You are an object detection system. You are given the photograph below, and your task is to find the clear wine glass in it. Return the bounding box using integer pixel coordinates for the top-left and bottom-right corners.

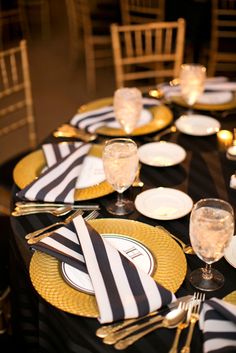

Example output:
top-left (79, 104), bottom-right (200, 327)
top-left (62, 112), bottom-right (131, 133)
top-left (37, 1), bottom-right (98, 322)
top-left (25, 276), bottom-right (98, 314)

top-left (113, 87), bottom-right (143, 134)
top-left (179, 64), bottom-right (206, 114)
top-left (189, 198), bottom-right (234, 291)
top-left (102, 138), bottom-right (139, 215)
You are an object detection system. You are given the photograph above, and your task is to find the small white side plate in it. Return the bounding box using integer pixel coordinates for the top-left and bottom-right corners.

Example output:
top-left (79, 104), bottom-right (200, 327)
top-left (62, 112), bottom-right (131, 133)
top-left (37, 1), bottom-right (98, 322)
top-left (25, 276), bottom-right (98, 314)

top-left (61, 234), bottom-right (154, 294)
top-left (175, 115), bottom-right (221, 136)
top-left (135, 187), bottom-right (193, 220)
top-left (138, 141), bottom-right (186, 167)
top-left (224, 236), bottom-right (236, 268)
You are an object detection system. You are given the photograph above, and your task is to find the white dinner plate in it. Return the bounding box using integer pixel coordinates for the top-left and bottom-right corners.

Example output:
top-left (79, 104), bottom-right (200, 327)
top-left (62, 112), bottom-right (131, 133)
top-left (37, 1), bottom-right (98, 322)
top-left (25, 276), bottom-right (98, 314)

top-left (138, 141), bottom-right (186, 167)
top-left (224, 236), bottom-right (236, 268)
top-left (197, 91), bottom-right (233, 105)
top-left (175, 115), bottom-right (221, 136)
top-left (135, 187), bottom-right (193, 220)
top-left (61, 234), bottom-right (155, 294)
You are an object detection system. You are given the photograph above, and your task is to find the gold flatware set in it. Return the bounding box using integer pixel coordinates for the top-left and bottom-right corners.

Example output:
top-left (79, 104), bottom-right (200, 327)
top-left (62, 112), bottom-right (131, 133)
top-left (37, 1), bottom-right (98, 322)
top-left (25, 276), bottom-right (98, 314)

top-left (53, 124), bottom-right (97, 142)
top-left (12, 201), bottom-right (100, 217)
top-left (97, 292), bottom-right (205, 350)
top-left (25, 209), bottom-right (100, 244)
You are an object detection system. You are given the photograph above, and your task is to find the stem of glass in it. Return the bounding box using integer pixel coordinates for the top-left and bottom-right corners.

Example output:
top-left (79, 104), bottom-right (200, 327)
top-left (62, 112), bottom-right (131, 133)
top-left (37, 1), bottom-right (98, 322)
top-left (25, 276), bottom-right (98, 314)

top-left (202, 263), bottom-right (213, 280)
top-left (116, 192), bottom-right (124, 208)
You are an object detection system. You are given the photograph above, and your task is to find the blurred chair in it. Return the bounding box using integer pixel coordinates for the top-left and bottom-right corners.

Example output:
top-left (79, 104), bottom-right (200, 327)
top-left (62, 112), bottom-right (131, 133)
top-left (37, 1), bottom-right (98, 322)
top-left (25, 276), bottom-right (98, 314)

top-left (208, 0), bottom-right (236, 76)
top-left (120, 0), bottom-right (165, 24)
top-left (0, 0), bottom-right (29, 48)
top-left (19, 0), bottom-right (51, 40)
top-left (65, 0), bottom-right (117, 94)
top-left (0, 40), bottom-right (37, 215)
top-left (111, 18), bottom-right (185, 93)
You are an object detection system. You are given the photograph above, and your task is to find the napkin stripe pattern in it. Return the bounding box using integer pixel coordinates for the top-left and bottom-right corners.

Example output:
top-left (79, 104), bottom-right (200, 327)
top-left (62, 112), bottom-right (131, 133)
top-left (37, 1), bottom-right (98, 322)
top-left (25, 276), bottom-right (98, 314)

top-left (17, 143), bottom-right (91, 203)
top-left (70, 98), bottom-right (159, 133)
top-left (200, 298), bottom-right (236, 353)
top-left (32, 215), bottom-right (175, 323)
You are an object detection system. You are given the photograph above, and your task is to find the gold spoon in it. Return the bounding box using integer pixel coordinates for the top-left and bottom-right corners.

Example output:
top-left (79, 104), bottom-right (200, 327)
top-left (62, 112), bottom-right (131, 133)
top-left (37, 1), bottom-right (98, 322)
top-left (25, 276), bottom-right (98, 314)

top-left (113, 306), bottom-right (187, 350)
top-left (53, 124), bottom-right (97, 142)
top-left (132, 164), bottom-right (144, 187)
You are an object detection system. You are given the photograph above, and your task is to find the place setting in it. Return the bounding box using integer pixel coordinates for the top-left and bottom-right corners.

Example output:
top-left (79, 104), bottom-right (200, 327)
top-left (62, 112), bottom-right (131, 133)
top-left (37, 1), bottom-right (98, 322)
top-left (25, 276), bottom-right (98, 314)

top-left (158, 68), bottom-right (236, 112)
top-left (53, 87), bottom-right (173, 140)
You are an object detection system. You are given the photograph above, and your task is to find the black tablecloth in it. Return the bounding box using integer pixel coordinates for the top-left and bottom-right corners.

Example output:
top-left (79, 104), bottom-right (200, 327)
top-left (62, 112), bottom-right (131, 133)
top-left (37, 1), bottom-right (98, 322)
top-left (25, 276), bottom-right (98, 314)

top-left (9, 104), bottom-right (236, 353)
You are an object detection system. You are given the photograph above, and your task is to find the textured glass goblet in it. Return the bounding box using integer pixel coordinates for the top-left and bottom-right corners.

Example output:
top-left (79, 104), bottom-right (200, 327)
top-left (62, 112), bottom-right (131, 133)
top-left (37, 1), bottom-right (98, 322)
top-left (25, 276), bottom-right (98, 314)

top-left (189, 198), bottom-right (234, 291)
top-left (179, 64), bottom-right (206, 114)
top-left (113, 87), bottom-right (143, 134)
top-left (102, 138), bottom-right (139, 215)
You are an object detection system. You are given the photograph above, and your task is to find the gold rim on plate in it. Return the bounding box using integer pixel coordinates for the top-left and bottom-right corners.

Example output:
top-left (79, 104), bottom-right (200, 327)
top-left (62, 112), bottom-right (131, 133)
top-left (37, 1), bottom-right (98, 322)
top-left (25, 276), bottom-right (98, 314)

top-left (29, 218), bottom-right (187, 317)
top-left (13, 144), bottom-right (114, 201)
top-left (170, 93), bottom-right (236, 111)
top-left (79, 97), bottom-right (173, 136)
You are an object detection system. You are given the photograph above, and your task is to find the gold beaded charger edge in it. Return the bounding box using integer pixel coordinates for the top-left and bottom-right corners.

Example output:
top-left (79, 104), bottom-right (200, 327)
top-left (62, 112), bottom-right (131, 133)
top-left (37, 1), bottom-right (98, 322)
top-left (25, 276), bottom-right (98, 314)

top-left (29, 218), bottom-right (187, 317)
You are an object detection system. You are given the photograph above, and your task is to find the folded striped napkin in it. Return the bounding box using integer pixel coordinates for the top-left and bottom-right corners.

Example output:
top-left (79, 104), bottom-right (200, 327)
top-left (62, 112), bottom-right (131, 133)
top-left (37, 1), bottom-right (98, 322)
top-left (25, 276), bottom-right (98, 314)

top-left (199, 298), bottom-right (236, 353)
top-left (160, 77), bottom-right (236, 101)
top-left (31, 215), bottom-right (175, 323)
top-left (70, 97), bottom-right (159, 133)
top-left (17, 142), bottom-right (91, 203)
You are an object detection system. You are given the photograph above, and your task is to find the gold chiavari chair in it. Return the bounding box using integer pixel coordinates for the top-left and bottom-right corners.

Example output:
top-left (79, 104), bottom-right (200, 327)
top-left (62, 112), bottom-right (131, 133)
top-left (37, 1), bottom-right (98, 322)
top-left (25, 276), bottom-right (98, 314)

top-left (110, 18), bottom-right (185, 93)
top-left (208, 0), bottom-right (236, 76)
top-left (65, 0), bottom-right (117, 94)
top-left (120, 0), bottom-right (165, 24)
top-left (0, 40), bottom-right (37, 216)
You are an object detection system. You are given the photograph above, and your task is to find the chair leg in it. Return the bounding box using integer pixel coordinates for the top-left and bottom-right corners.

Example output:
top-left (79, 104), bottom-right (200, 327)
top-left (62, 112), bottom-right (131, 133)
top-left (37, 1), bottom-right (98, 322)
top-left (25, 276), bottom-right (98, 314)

top-left (0, 286), bottom-right (11, 335)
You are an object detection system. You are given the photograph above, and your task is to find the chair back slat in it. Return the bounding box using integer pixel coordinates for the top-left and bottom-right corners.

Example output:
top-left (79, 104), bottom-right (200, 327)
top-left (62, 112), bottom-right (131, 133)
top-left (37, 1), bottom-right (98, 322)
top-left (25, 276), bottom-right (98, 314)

top-left (111, 19), bottom-right (185, 92)
top-left (208, 0), bottom-right (236, 76)
top-left (120, 0), bottom-right (165, 24)
top-left (0, 40), bottom-right (37, 165)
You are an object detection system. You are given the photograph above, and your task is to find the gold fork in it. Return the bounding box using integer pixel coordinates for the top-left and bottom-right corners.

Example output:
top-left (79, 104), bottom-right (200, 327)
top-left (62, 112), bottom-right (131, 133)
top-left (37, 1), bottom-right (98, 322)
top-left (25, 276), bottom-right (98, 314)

top-left (180, 292), bottom-right (205, 353)
top-left (27, 210), bottom-right (100, 244)
top-left (25, 209), bottom-right (83, 240)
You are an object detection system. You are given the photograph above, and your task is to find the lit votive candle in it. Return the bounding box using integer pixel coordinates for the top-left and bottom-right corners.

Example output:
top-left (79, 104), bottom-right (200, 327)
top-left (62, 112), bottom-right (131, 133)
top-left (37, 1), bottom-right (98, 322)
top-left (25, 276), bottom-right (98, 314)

top-left (217, 130), bottom-right (233, 151)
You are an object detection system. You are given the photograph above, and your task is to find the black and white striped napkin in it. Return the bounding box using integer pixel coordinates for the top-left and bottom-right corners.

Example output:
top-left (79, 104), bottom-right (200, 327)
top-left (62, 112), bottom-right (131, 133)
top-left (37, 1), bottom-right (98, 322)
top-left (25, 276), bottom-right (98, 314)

top-left (199, 298), bottom-right (236, 353)
top-left (70, 97), bottom-right (160, 133)
top-left (31, 215), bottom-right (175, 323)
top-left (17, 142), bottom-right (91, 203)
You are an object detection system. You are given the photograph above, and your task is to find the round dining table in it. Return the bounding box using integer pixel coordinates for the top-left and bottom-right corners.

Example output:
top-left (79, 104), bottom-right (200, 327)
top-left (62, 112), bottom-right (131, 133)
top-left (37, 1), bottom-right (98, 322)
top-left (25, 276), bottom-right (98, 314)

top-left (9, 98), bottom-right (236, 353)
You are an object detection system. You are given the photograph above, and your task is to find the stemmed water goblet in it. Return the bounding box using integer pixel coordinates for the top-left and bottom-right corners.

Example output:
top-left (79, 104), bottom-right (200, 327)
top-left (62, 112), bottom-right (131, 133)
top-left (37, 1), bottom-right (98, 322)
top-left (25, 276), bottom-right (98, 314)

top-left (102, 138), bottom-right (139, 215)
top-left (113, 87), bottom-right (143, 135)
top-left (179, 64), bottom-right (206, 115)
top-left (189, 198), bottom-right (234, 291)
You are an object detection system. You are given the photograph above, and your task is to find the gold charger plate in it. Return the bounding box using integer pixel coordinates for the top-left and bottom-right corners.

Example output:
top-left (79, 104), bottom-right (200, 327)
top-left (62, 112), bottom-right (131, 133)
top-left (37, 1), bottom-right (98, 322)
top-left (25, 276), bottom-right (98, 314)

top-left (13, 144), bottom-right (114, 201)
top-left (29, 218), bottom-right (187, 317)
top-left (79, 97), bottom-right (173, 136)
top-left (171, 93), bottom-right (236, 111)
top-left (223, 291), bottom-right (236, 306)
